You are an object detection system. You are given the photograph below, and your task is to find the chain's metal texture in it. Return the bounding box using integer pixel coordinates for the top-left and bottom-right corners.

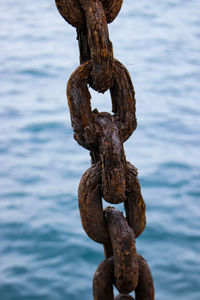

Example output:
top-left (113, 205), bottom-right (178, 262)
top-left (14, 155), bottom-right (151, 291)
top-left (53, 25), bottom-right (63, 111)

top-left (55, 0), bottom-right (155, 298)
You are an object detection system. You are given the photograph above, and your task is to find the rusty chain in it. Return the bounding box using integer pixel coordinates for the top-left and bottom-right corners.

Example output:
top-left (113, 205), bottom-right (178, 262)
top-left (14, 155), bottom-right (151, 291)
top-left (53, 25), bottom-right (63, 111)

top-left (55, 0), bottom-right (154, 299)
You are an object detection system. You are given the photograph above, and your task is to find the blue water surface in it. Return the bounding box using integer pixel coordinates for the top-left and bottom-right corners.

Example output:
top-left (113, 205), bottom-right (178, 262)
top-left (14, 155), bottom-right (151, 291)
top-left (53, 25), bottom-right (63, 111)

top-left (1, 0), bottom-right (200, 299)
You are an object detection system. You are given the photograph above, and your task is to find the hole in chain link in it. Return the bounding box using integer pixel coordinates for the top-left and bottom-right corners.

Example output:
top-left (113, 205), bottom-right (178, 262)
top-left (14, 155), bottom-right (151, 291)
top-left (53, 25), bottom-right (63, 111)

top-left (102, 198), bottom-right (125, 214)
top-left (114, 286), bottom-right (136, 298)
top-left (89, 87), bottom-right (113, 114)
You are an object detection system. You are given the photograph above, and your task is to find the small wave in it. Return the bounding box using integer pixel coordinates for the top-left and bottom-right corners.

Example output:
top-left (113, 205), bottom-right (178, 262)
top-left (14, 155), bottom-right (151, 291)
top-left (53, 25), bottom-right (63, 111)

top-left (19, 68), bottom-right (55, 78)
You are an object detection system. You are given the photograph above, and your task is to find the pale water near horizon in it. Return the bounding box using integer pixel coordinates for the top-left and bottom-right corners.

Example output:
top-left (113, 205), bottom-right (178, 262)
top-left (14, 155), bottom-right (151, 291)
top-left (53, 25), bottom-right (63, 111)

top-left (1, 0), bottom-right (200, 299)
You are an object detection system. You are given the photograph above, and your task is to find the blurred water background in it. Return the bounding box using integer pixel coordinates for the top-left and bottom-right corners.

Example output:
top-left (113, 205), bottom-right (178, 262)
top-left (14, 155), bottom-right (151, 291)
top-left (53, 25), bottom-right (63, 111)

top-left (1, 0), bottom-right (200, 299)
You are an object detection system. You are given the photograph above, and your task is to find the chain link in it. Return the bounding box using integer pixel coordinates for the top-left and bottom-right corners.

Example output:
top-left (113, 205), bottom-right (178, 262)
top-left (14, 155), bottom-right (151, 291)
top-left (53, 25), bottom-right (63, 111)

top-left (55, 0), bottom-right (154, 298)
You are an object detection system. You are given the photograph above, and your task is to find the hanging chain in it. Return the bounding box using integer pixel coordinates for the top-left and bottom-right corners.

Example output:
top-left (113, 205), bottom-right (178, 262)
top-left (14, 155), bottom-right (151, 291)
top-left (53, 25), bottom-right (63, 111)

top-left (55, 1), bottom-right (154, 299)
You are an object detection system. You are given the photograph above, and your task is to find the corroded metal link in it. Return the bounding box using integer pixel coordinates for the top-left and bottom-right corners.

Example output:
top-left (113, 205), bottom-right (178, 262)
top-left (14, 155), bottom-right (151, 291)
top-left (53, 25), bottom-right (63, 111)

top-left (94, 112), bottom-right (127, 203)
top-left (79, 0), bottom-right (113, 92)
top-left (102, 0), bottom-right (123, 23)
top-left (93, 207), bottom-right (138, 298)
top-left (104, 207), bottom-right (138, 293)
top-left (67, 61), bottom-right (96, 151)
top-left (93, 255), bottom-right (154, 300)
top-left (93, 257), bottom-right (114, 300)
top-left (135, 255), bottom-right (155, 300)
top-left (55, 0), bottom-right (123, 28)
top-left (67, 59), bottom-right (136, 151)
top-left (78, 162), bottom-right (109, 244)
top-left (111, 60), bottom-right (137, 143)
top-left (93, 259), bottom-right (135, 300)
top-left (125, 162), bottom-right (146, 238)
top-left (78, 162), bottom-right (146, 243)
top-left (115, 295), bottom-right (134, 300)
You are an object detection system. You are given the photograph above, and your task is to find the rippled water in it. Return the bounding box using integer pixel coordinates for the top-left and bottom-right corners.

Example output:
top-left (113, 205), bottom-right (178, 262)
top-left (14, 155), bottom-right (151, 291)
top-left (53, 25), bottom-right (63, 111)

top-left (1, 0), bottom-right (200, 299)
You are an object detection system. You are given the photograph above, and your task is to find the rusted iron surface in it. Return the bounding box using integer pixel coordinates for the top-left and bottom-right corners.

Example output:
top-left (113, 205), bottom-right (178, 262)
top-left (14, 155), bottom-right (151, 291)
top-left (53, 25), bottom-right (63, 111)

top-left (78, 162), bottom-right (110, 244)
top-left (105, 207), bottom-right (138, 293)
top-left (115, 295), bottom-right (134, 300)
top-left (125, 162), bottom-right (146, 238)
top-left (78, 162), bottom-right (146, 243)
top-left (135, 255), bottom-right (155, 300)
top-left (67, 59), bottom-right (137, 150)
top-left (79, 0), bottom-right (113, 92)
top-left (55, 0), bottom-right (155, 299)
top-left (95, 112), bottom-right (127, 204)
top-left (55, 0), bottom-right (123, 28)
top-left (93, 257), bottom-right (114, 300)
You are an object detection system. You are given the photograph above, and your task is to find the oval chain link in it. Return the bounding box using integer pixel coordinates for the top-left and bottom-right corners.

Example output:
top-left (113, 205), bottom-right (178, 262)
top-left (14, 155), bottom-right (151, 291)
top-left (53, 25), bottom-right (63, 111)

top-left (55, 0), bottom-right (155, 299)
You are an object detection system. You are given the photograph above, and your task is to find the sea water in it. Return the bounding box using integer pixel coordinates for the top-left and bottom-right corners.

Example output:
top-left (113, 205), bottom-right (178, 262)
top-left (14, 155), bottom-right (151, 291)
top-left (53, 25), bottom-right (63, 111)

top-left (0, 0), bottom-right (200, 299)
